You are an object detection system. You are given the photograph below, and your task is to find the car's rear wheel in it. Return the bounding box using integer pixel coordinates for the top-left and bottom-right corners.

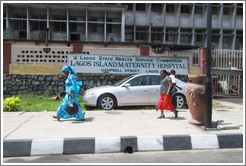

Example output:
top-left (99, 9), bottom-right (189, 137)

top-left (98, 94), bottom-right (117, 110)
top-left (175, 94), bottom-right (186, 108)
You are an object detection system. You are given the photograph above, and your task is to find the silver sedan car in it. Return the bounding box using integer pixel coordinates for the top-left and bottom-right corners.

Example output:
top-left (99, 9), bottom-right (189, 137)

top-left (83, 74), bottom-right (188, 110)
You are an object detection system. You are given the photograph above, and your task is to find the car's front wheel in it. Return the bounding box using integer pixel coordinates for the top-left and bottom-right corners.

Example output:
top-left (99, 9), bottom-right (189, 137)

top-left (98, 94), bottom-right (117, 110)
top-left (175, 94), bottom-right (186, 108)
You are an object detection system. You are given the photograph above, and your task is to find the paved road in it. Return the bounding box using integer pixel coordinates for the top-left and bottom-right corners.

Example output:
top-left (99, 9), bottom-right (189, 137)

top-left (3, 149), bottom-right (243, 163)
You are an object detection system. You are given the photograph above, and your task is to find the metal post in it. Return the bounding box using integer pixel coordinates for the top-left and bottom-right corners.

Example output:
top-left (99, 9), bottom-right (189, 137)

top-left (205, 3), bottom-right (212, 128)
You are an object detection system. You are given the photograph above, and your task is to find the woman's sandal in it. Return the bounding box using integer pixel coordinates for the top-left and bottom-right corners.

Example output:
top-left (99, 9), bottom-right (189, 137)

top-left (77, 118), bottom-right (85, 121)
top-left (174, 110), bottom-right (179, 119)
top-left (52, 116), bottom-right (61, 121)
top-left (157, 115), bottom-right (165, 119)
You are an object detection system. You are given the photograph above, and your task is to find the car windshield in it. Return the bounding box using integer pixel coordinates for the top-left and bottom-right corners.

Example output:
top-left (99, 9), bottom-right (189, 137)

top-left (113, 76), bottom-right (134, 86)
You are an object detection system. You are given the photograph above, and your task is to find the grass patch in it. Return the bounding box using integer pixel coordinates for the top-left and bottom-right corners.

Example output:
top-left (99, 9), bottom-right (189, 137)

top-left (3, 94), bottom-right (89, 112)
top-left (212, 101), bottom-right (234, 109)
top-left (3, 95), bottom-right (234, 112)
top-left (18, 94), bottom-right (62, 112)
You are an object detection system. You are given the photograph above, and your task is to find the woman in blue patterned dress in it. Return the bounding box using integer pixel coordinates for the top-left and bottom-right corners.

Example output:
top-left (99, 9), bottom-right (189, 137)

top-left (53, 65), bottom-right (85, 121)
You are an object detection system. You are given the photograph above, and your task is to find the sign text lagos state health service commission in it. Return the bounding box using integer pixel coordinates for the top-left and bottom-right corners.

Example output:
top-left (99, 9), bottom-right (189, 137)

top-left (68, 54), bottom-right (188, 75)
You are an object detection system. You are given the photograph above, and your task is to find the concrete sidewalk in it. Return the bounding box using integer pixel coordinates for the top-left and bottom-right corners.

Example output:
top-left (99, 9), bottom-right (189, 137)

top-left (3, 105), bottom-right (244, 157)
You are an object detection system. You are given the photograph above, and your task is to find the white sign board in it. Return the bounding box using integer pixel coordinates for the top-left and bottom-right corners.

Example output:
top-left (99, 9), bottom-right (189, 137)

top-left (68, 54), bottom-right (188, 75)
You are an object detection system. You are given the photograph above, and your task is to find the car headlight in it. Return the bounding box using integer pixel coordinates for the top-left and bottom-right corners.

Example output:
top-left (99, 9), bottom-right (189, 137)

top-left (85, 91), bottom-right (96, 96)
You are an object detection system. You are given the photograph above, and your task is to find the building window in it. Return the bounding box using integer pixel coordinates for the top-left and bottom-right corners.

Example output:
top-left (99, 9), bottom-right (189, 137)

top-left (151, 4), bottom-right (162, 12)
top-left (70, 23), bottom-right (85, 33)
top-left (12, 12), bottom-right (26, 18)
top-left (125, 26), bottom-right (134, 42)
top-left (3, 19), bottom-right (6, 30)
top-left (166, 28), bottom-right (177, 43)
top-left (52, 15), bottom-right (66, 20)
top-left (3, 7), bottom-right (6, 18)
top-left (223, 7), bottom-right (231, 15)
top-left (212, 30), bottom-right (220, 45)
top-left (15, 20), bottom-right (26, 30)
top-left (151, 27), bottom-right (163, 43)
top-left (237, 6), bottom-right (243, 15)
top-left (166, 4), bottom-right (175, 13)
top-left (31, 21), bottom-right (46, 31)
top-left (236, 30), bottom-right (243, 50)
top-left (195, 29), bottom-right (206, 45)
top-left (223, 30), bottom-right (233, 49)
top-left (124, 3), bottom-right (133, 10)
top-left (212, 6), bottom-right (219, 15)
top-left (54, 22), bottom-right (66, 32)
top-left (136, 4), bottom-right (146, 11)
top-left (107, 24), bottom-right (120, 33)
top-left (31, 14), bottom-right (46, 20)
top-left (88, 23), bottom-right (104, 33)
top-left (181, 4), bottom-right (191, 14)
top-left (136, 27), bottom-right (149, 42)
top-left (193, 50), bottom-right (199, 65)
top-left (195, 5), bottom-right (203, 14)
top-left (180, 29), bottom-right (192, 44)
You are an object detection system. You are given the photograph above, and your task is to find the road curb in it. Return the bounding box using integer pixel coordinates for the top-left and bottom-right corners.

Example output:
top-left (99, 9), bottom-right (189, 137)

top-left (3, 133), bottom-right (243, 157)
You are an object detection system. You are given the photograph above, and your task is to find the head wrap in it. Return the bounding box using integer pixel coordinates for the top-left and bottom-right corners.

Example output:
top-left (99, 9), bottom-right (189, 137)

top-left (62, 65), bottom-right (76, 75)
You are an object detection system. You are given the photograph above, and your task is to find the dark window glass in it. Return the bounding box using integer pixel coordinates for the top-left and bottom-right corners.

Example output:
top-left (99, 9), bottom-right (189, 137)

top-left (124, 3), bottom-right (133, 10)
top-left (54, 22), bottom-right (66, 32)
top-left (181, 5), bottom-right (191, 14)
top-left (150, 75), bottom-right (162, 85)
top-left (166, 4), bottom-right (175, 13)
top-left (237, 7), bottom-right (243, 15)
top-left (128, 76), bottom-right (150, 86)
top-left (136, 4), bottom-right (146, 11)
top-left (212, 6), bottom-right (218, 15)
top-left (151, 4), bottom-right (162, 12)
top-left (223, 7), bottom-right (230, 15)
top-left (195, 6), bottom-right (202, 14)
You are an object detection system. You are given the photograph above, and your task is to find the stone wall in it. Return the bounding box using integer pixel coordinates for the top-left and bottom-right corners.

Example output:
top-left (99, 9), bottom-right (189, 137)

top-left (3, 74), bottom-right (132, 96)
top-left (3, 74), bottom-right (188, 96)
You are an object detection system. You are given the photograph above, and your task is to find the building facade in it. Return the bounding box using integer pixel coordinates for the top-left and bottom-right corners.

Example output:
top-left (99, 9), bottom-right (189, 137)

top-left (3, 3), bottom-right (243, 49)
top-left (2, 3), bottom-right (243, 75)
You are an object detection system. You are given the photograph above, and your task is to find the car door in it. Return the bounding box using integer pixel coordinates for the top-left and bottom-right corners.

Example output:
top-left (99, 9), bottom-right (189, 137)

top-left (149, 75), bottom-right (162, 105)
top-left (119, 75), bottom-right (150, 105)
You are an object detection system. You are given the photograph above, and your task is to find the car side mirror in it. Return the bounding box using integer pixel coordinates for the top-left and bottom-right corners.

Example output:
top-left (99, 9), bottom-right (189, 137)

top-left (124, 83), bottom-right (130, 88)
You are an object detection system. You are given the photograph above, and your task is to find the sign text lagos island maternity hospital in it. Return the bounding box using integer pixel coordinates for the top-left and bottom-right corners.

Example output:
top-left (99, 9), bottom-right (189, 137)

top-left (68, 54), bottom-right (188, 75)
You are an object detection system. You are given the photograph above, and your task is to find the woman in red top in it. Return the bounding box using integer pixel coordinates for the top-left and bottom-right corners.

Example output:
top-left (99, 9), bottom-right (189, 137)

top-left (157, 69), bottom-right (178, 119)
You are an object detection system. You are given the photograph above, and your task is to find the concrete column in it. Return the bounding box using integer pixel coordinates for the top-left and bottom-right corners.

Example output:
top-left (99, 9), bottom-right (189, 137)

top-left (85, 9), bottom-right (88, 41)
top-left (163, 4), bottom-right (166, 44)
top-left (148, 3), bottom-right (151, 43)
top-left (121, 10), bottom-right (125, 42)
top-left (219, 4), bottom-right (223, 49)
top-left (191, 4), bottom-right (195, 45)
top-left (133, 3), bottom-right (136, 42)
top-left (104, 11), bottom-right (107, 42)
top-left (232, 4), bottom-right (237, 50)
top-left (26, 6), bottom-right (30, 39)
top-left (66, 7), bottom-right (69, 41)
top-left (6, 5), bottom-right (10, 38)
top-left (177, 4), bottom-right (181, 44)
top-left (6, 5), bottom-right (9, 30)
top-left (232, 30), bottom-right (236, 50)
top-left (47, 8), bottom-right (50, 40)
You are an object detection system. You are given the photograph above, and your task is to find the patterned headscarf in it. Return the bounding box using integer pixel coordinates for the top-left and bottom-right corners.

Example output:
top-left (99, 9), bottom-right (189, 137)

top-left (62, 65), bottom-right (76, 75)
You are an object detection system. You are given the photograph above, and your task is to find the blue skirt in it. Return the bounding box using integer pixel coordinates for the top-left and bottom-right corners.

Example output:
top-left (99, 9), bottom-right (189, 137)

top-left (56, 93), bottom-right (85, 120)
